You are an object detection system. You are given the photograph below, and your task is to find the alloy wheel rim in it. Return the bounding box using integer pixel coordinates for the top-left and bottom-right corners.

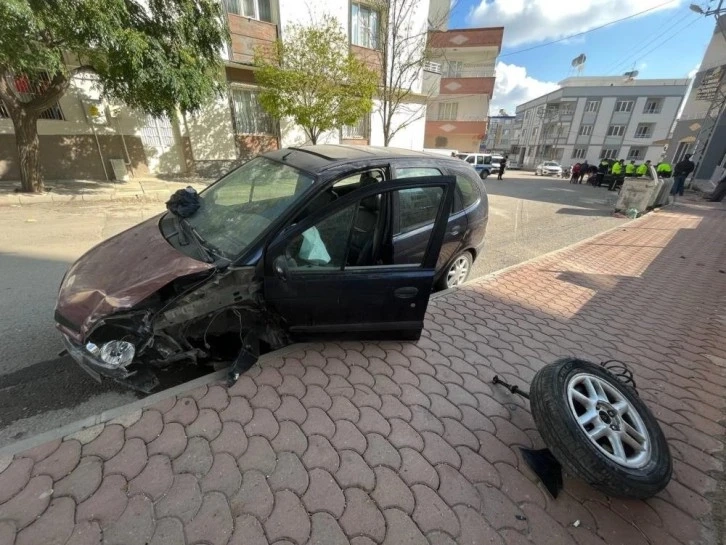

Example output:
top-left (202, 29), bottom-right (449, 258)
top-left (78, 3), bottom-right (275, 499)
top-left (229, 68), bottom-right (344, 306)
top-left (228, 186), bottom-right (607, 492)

top-left (566, 372), bottom-right (651, 468)
top-left (446, 256), bottom-right (469, 288)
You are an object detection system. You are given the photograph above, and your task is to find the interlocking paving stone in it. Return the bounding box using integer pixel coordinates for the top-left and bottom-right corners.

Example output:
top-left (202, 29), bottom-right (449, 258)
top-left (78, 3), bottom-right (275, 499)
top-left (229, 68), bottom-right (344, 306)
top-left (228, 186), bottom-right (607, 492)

top-left (1, 207), bottom-right (724, 545)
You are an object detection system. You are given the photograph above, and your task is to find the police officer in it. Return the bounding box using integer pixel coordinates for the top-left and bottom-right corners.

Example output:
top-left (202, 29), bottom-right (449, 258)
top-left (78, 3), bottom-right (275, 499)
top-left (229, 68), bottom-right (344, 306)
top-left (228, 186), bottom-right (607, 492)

top-left (635, 160), bottom-right (651, 177)
top-left (597, 158), bottom-right (610, 186)
top-left (656, 161), bottom-right (672, 178)
top-left (625, 160), bottom-right (636, 177)
top-left (611, 159), bottom-right (623, 176)
top-left (608, 159), bottom-right (625, 191)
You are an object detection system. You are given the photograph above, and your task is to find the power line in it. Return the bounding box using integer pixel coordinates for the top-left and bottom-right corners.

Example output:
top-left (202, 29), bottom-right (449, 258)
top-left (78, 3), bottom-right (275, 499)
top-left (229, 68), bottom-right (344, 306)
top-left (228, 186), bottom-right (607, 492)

top-left (606, 13), bottom-right (701, 75)
top-left (604, 9), bottom-right (686, 75)
top-left (498, 0), bottom-right (679, 58)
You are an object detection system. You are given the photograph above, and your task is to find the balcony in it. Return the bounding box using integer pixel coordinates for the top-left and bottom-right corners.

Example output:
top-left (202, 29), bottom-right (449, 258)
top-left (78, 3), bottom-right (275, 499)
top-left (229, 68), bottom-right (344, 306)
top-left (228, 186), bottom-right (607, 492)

top-left (440, 76), bottom-right (495, 96)
top-left (428, 27), bottom-right (504, 52)
top-left (228, 15), bottom-right (278, 65)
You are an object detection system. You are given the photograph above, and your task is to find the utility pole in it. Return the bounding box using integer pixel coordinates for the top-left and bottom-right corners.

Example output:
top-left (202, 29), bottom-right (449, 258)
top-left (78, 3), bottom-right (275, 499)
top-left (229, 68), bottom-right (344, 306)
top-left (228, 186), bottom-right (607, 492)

top-left (687, 2), bottom-right (726, 187)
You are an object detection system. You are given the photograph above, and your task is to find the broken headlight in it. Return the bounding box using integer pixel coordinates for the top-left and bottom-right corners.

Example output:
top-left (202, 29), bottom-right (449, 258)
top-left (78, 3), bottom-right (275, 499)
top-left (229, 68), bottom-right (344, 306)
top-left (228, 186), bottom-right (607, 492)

top-left (97, 340), bottom-right (135, 368)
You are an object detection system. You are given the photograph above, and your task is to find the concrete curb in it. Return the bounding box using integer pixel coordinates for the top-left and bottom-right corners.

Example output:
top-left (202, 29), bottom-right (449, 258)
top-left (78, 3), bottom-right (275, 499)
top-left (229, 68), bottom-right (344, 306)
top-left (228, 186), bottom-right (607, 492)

top-left (0, 344), bottom-right (301, 458)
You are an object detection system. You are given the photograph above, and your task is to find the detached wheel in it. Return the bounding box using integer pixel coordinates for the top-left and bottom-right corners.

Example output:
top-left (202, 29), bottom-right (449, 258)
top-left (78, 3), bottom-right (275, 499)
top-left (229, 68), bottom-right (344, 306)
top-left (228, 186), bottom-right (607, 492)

top-left (530, 358), bottom-right (672, 499)
top-left (437, 251), bottom-right (472, 290)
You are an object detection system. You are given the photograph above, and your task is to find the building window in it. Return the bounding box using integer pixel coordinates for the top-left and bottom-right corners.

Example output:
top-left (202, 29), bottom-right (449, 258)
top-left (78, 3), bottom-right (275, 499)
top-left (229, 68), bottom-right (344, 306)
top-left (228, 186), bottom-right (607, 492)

top-left (224, 0), bottom-right (272, 22)
top-left (615, 100), bottom-right (634, 113)
top-left (585, 100), bottom-right (600, 113)
top-left (445, 61), bottom-right (464, 78)
top-left (437, 102), bottom-right (458, 121)
top-left (600, 147), bottom-right (619, 160)
top-left (627, 147), bottom-right (646, 160)
top-left (643, 99), bottom-right (662, 114)
top-left (423, 61), bottom-right (441, 74)
top-left (673, 141), bottom-right (690, 163)
top-left (342, 116), bottom-right (369, 139)
top-left (607, 125), bottom-right (626, 137)
top-left (351, 3), bottom-right (379, 49)
top-left (230, 88), bottom-right (275, 135)
top-left (0, 73), bottom-right (64, 120)
top-left (578, 124), bottom-right (593, 136)
top-left (140, 115), bottom-right (175, 148)
top-left (634, 123), bottom-right (653, 139)
top-left (572, 147), bottom-right (587, 159)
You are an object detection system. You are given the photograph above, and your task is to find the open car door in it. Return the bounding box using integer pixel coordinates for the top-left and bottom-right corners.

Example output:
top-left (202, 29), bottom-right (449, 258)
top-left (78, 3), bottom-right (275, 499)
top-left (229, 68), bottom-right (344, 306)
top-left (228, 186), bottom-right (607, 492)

top-left (263, 176), bottom-right (456, 339)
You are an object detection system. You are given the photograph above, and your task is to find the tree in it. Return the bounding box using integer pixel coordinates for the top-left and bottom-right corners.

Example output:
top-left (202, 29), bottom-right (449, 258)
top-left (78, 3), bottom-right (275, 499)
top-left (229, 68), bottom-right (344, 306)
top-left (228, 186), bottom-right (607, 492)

top-left (367, 0), bottom-right (432, 146)
top-left (254, 15), bottom-right (377, 145)
top-left (0, 0), bottom-right (228, 193)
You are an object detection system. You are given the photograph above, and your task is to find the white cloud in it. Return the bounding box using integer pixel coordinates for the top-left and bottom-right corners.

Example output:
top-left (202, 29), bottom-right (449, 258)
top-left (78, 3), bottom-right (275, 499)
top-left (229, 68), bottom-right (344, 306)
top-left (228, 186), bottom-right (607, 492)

top-left (468, 0), bottom-right (681, 47)
top-left (490, 61), bottom-right (559, 114)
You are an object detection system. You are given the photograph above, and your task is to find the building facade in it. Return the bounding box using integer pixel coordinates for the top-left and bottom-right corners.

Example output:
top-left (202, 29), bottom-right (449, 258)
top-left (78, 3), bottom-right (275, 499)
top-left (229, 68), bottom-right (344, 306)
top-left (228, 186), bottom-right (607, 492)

top-left (665, 18), bottom-right (726, 190)
top-left (0, 0), bottom-right (435, 181)
top-left (422, 26), bottom-right (503, 153)
top-left (510, 77), bottom-right (689, 170)
top-left (483, 115), bottom-right (515, 153)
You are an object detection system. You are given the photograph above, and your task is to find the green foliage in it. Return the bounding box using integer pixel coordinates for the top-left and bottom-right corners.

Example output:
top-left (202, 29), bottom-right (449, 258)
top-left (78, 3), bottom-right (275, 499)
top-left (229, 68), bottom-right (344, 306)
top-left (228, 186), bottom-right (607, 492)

top-left (254, 15), bottom-right (377, 144)
top-left (0, 0), bottom-right (229, 117)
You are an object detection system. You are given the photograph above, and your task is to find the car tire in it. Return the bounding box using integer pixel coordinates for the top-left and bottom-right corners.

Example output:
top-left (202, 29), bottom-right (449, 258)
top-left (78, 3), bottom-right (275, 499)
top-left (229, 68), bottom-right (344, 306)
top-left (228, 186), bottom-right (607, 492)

top-left (530, 358), bottom-right (672, 499)
top-left (480, 170), bottom-right (489, 180)
top-left (436, 251), bottom-right (473, 290)
top-left (534, 171), bottom-right (539, 176)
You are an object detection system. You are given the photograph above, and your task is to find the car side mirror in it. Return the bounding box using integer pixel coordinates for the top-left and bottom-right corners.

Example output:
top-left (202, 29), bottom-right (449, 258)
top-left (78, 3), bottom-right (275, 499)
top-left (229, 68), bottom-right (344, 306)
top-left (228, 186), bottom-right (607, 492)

top-left (273, 255), bottom-right (289, 281)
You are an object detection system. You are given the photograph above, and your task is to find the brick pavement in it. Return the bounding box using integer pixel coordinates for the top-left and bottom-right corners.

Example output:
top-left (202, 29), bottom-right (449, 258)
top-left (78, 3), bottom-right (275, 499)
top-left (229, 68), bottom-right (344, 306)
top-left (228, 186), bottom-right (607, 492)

top-left (0, 203), bottom-right (724, 545)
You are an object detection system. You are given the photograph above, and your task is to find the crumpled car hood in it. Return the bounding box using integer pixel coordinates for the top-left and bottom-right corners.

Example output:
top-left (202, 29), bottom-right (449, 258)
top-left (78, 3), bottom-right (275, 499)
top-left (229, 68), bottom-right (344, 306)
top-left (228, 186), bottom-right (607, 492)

top-left (55, 215), bottom-right (213, 340)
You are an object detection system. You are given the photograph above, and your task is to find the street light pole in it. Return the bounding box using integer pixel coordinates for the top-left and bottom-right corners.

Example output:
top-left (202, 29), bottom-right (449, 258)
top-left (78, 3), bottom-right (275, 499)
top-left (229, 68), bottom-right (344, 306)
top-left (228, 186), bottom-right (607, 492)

top-left (687, 2), bottom-right (726, 187)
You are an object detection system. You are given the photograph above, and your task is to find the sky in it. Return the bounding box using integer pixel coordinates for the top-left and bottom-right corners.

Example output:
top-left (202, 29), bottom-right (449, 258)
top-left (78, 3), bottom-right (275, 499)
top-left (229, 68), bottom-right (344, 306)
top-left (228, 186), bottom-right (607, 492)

top-left (447, 0), bottom-right (717, 114)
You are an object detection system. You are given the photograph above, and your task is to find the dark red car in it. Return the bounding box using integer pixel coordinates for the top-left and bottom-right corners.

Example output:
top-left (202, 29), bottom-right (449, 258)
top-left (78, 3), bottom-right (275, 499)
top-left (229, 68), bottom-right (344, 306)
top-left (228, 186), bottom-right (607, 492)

top-left (55, 146), bottom-right (488, 391)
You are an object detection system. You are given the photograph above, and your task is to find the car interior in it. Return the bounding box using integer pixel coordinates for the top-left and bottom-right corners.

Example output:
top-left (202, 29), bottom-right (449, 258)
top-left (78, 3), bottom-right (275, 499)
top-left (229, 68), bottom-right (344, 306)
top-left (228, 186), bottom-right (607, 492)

top-left (288, 169), bottom-right (394, 268)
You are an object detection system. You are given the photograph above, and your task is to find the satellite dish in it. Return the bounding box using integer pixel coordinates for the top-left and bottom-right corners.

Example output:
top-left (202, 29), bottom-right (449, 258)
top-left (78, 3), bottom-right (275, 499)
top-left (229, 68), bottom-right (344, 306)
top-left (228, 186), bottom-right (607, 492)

top-left (498, 109), bottom-right (508, 116)
top-left (571, 54), bottom-right (586, 76)
top-left (624, 70), bottom-right (639, 82)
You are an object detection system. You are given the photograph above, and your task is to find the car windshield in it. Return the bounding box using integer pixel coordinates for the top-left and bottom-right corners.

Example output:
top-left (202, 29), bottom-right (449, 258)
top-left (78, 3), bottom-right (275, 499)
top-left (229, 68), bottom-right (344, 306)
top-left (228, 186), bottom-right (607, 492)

top-left (184, 157), bottom-right (315, 258)
top-left (544, 162), bottom-right (559, 166)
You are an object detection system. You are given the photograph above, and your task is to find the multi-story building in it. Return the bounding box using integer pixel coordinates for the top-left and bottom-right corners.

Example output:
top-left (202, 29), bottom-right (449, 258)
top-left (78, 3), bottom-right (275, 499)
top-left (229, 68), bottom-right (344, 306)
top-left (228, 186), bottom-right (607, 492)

top-left (483, 115), bottom-right (515, 153)
top-left (665, 17), bottom-right (726, 190)
top-left (0, 0), bottom-right (435, 181)
top-left (422, 15), bottom-right (503, 153)
top-left (509, 77), bottom-right (690, 170)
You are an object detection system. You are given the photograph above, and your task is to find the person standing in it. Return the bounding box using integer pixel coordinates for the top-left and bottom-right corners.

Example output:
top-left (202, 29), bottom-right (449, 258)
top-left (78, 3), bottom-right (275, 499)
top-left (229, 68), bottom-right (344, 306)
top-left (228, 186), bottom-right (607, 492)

top-left (570, 162), bottom-right (581, 184)
top-left (671, 153), bottom-right (695, 198)
top-left (579, 160), bottom-right (589, 183)
top-left (497, 155), bottom-right (508, 180)
top-left (625, 160), bottom-right (636, 177)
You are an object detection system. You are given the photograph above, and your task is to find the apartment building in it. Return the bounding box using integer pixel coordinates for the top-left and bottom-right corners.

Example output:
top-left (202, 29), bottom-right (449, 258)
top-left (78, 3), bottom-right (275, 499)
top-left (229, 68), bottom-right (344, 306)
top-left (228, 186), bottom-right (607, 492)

top-left (423, 24), bottom-right (503, 153)
top-left (0, 0), bottom-right (433, 181)
top-left (483, 115), bottom-right (516, 153)
top-left (665, 17), bottom-right (726, 190)
top-left (509, 77), bottom-right (690, 170)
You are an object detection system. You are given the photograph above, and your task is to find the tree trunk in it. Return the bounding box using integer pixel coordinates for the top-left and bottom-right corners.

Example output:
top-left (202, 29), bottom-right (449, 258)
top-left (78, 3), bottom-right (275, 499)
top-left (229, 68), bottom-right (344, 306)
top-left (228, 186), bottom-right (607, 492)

top-left (12, 111), bottom-right (43, 193)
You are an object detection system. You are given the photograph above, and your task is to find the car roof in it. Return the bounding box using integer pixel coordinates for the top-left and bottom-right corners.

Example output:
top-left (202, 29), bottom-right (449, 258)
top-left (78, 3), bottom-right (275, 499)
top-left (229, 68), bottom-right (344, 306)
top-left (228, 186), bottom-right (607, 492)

top-left (263, 145), bottom-right (462, 176)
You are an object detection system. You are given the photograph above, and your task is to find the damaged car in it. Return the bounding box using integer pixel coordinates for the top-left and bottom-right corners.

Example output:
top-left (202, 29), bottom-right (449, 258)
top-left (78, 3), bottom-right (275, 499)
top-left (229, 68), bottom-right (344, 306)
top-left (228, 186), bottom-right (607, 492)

top-left (55, 145), bottom-right (488, 392)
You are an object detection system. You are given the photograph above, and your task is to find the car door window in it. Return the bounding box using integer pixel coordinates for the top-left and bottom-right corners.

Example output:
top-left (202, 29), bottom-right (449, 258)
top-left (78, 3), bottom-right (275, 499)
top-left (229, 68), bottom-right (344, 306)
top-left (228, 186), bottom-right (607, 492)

top-left (476, 156), bottom-right (485, 165)
top-left (397, 167), bottom-right (441, 178)
top-left (282, 186), bottom-right (445, 270)
top-left (465, 155), bottom-right (475, 164)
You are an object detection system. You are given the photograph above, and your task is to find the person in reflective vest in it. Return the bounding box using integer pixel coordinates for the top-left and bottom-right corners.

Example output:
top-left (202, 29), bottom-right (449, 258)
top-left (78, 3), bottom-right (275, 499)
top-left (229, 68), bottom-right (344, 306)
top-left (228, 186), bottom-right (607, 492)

top-left (625, 160), bottom-right (636, 176)
top-left (656, 161), bottom-right (672, 177)
top-left (635, 160), bottom-right (651, 177)
top-left (611, 159), bottom-right (624, 176)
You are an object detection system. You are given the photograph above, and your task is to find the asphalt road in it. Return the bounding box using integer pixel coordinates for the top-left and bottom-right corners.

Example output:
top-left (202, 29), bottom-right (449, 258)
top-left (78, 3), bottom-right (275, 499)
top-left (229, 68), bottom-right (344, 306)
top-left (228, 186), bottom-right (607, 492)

top-left (0, 173), bottom-right (627, 447)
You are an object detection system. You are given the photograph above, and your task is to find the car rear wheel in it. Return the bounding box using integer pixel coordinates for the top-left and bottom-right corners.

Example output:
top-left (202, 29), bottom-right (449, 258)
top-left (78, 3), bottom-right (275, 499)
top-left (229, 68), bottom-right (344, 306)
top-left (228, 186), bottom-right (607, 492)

top-left (480, 170), bottom-right (489, 180)
top-left (437, 251), bottom-right (472, 290)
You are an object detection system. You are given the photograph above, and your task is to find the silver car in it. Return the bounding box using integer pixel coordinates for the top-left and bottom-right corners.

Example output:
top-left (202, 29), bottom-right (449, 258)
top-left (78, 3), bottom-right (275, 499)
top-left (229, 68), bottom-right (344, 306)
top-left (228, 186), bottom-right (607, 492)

top-left (535, 161), bottom-right (563, 176)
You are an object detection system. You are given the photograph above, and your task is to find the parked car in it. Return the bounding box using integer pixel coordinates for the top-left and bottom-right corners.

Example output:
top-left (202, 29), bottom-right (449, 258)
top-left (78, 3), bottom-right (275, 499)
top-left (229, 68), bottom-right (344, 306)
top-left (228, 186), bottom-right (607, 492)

top-left (455, 152), bottom-right (503, 179)
top-left (55, 146), bottom-right (489, 391)
top-left (507, 160), bottom-right (521, 170)
top-left (535, 161), bottom-right (563, 176)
